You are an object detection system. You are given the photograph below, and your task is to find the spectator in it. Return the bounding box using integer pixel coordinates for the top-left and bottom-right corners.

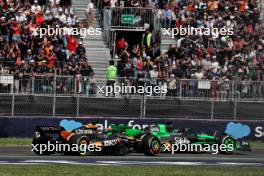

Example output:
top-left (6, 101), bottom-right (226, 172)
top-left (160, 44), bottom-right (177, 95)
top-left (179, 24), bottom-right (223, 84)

top-left (141, 28), bottom-right (152, 51)
top-left (86, 1), bottom-right (94, 28)
top-left (106, 60), bottom-right (117, 96)
top-left (116, 36), bottom-right (128, 55)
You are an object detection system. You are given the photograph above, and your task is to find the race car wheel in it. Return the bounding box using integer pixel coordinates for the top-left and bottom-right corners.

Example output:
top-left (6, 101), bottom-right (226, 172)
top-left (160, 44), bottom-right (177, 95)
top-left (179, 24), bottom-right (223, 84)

top-left (220, 136), bottom-right (236, 154)
top-left (142, 135), bottom-right (160, 156)
top-left (32, 136), bottom-right (52, 155)
top-left (114, 143), bottom-right (128, 156)
top-left (68, 135), bottom-right (90, 156)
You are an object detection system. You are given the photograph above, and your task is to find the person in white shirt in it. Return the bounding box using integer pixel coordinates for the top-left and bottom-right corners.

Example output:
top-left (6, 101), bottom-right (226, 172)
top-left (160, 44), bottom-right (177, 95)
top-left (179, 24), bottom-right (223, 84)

top-left (110, 0), bottom-right (117, 7)
top-left (31, 0), bottom-right (41, 14)
top-left (86, 2), bottom-right (94, 28)
top-left (49, 0), bottom-right (60, 7)
top-left (194, 69), bottom-right (204, 79)
top-left (16, 10), bottom-right (26, 22)
top-left (211, 56), bottom-right (220, 73)
top-left (58, 8), bottom-right (67, 24)
top-left (67, 12), bottom-right (77, 26)
top-left (201, 55), bottom-right (212, 71)
top-left (153, 4), bottom-right (163, 29)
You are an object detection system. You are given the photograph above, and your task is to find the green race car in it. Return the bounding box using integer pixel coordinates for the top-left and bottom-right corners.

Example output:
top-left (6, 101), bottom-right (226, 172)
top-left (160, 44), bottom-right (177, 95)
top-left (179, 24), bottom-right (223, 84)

top-left (109, 123), bottom-right (251, 154)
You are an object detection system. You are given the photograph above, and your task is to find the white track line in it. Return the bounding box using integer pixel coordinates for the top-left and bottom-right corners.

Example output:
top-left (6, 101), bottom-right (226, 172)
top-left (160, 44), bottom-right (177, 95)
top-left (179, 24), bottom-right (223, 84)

top-left (0, 160), bottom-right (262, 166)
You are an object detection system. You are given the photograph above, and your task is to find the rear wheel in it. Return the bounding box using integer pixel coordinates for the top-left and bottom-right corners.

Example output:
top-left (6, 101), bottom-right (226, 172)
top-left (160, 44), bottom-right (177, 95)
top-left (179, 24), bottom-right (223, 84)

top-left (220, 136), bottom-right (236, 154)
top-left (68, 135), bottom-right (90, 156)
top-left (114, 143), bottom-right (128, 156)
top-left (32, 136), bottom-right (52, 155)
top-left (142, 135), bottom-right (160, 156)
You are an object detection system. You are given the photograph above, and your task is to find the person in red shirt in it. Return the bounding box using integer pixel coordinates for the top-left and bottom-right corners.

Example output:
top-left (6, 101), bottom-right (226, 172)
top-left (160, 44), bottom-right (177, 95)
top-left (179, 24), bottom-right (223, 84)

top-left (116, 37), bottom-right (128, 55)
top-left (66, 35), bottom-right (78, 53)
top-left (12, 20), bottom-right (21, 42)
top-left (36, 12), bottom-right (45, 25)
top-left (238, 0), bottom-right (247, 12)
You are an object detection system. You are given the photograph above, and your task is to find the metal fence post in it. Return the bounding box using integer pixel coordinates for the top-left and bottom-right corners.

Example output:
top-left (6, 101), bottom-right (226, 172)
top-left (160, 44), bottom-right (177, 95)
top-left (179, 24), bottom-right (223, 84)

top-left (210, 100), bottom-right (214, 120)
top-left (140, 72), bottom-right (147, 118)
top-left (11, 77), bottom-right (15, 117)
top-left (52, 72), bottom-right (56, 118)
top-left (233, 74), bottom-right (238, 120)
top-left (31, 76), bottom-right (35, 95)
top-left (234, 99), bottom-right (237, 120)
top-left (76, 75), bottom-right (80, 118)
top-left (76, 94), bottom-right (79, 118)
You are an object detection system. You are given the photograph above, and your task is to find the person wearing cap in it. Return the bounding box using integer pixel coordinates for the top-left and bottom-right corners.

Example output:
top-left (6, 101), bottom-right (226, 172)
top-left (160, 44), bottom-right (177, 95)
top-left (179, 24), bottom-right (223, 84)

top-left (25, 49), bottom-right (34, 64)
top-left (143, 56), bottom-right (153, 71)
top-left (76, 41), bottom-right (86, 55)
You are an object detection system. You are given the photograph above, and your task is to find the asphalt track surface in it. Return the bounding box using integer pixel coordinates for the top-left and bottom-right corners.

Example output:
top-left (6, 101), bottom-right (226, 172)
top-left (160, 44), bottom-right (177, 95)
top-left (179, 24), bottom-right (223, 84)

top-left (0, 146), bottom-right (264, 166)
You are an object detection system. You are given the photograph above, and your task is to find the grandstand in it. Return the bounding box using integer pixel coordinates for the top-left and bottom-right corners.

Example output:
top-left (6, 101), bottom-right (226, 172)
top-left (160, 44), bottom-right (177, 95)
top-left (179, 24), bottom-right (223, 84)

top-left (0, 0), bottom-right (264, 119)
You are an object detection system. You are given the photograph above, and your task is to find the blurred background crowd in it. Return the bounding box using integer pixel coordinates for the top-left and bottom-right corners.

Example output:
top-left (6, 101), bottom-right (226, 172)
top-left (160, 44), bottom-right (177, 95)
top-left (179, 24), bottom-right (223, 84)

top-left (0, 0), bottom-right (94, 78)
top-left (115, 0), bottom-right (264, 83)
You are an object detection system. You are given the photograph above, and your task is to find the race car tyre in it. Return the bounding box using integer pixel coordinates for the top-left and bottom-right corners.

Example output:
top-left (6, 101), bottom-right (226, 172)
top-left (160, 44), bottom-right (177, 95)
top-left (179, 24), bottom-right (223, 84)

top-left (32, 136), bottom-right (52, 155)
top-left (114, 143), bottom-right (128, 156)
top-left (68, 135), bottom-right (90, 156)
top-left (220, 136), bottom-right (236, 154)
top-left (142, 135), bottom-right (161, 156)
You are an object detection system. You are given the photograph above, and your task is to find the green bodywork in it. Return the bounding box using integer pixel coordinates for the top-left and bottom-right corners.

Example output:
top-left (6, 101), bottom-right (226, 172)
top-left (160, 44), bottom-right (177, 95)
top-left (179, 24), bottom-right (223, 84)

top-left (109, 124), bottom-right (251, 151)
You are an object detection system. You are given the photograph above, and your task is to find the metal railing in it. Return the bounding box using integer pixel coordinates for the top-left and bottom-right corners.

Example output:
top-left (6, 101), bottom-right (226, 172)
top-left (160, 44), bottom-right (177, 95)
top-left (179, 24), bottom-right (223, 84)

top-left (103, 7), bottom-right (154, 30)
top-left (1, 74), bottom-right (264, 100)
top-left (102, 6), bottom-right (162, 54)
top-left (0, 74), bottom-right (264, 119)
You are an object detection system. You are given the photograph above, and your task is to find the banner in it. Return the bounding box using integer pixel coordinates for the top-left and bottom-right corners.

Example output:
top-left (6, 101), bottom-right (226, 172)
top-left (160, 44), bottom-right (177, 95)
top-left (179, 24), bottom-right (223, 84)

top-left (0, 117), bottom-right (263, 141)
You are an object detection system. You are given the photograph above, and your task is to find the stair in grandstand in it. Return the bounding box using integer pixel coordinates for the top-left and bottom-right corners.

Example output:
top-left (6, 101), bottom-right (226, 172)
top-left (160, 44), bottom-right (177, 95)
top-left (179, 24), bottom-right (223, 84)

top-left (72, 0), bottom-right (111, 81)
top-left (160, 32), bottom-right (176, 54)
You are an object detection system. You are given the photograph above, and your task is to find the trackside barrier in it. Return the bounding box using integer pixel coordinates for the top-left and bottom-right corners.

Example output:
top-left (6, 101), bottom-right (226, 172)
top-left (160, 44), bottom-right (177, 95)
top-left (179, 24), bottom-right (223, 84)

top-left (0, 74), bottom-right (264, 119)
top-left (0, 117), bottom-right (263, 141)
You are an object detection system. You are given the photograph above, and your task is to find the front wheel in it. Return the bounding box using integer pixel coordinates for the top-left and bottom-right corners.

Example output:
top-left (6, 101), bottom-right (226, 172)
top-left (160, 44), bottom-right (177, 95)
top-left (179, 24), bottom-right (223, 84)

top-left (142, 135), bottom-right (160, 156)
top-left (220, 136), bottom-right (236, 154)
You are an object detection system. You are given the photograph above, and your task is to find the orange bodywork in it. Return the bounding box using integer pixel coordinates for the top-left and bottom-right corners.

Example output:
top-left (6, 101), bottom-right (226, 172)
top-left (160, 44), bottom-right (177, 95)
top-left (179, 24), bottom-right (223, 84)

top-left (84, 124), bottom-right (97, 129)
top-left (90, 141), bottom-right (103, 147)
top-left (60, 131), bottom-right (72, 140)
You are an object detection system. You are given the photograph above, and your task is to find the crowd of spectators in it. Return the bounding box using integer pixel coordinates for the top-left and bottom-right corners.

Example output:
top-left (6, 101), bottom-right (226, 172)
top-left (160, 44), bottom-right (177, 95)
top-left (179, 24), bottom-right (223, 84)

top-left (1, 0), bottom-right (264, 98)
top-left (115, 0), bottom-right (264, 84)
top-left (0, 0), bottom-right (94, 78)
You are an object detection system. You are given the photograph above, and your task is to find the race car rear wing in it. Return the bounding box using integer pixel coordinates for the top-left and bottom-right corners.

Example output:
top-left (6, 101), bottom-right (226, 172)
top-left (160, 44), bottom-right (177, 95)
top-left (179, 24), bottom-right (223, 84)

top-left (36, 126), bottom-right (63, 135)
